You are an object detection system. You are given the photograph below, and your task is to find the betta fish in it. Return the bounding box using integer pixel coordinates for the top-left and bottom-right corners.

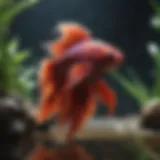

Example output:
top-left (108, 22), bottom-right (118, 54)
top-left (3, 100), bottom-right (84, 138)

top-left (36, 22), bottom-right (124, 138)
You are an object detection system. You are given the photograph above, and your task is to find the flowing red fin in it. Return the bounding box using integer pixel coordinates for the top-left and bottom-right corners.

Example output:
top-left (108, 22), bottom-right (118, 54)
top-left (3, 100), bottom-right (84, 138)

top-left (57, 63), bottom-right (94, 125)
top-left (48, 22), bottom-right (91, 57)
top-left (67, 97), bottom-right (96, 140)
top-left (36, 59), bottom-right (58, 123)
top-left (67, 86), bottom-right (96, 140)
top-left (65, 62), bottom-right (94, 90)
top-left (39, 59), bottom-right (55, 97)
top-left (40, 83), bottom-right (55, 101)
top-left (39, 59), bottom-right (54, 84)
top-left (96, 79), bottom-right (117, 115)
top-left (30, 145), bottom-right (50, 160)
top-left (56, 91), bottom-right (71, 125)
top-left (48, 39), bottom-right (65, 58)
top-left (36, 94), bottom-right (61, 123)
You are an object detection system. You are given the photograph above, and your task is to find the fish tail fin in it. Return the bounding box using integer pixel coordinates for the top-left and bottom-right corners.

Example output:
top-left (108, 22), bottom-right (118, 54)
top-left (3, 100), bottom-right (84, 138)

top-left (49, 22), bottom-right (91, 57)
top-left (56, 93), bottom-right (71, 125)
top-left (57, 63), bottom-right (94, 125)
top-left (67, 90), bottom-right (96, 140)
top-left (30, 145), bottom-right (50, 160)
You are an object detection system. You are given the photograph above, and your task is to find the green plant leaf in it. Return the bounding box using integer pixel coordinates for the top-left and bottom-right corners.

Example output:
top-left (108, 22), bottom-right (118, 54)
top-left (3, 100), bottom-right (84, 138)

top-left (20, 67), bottom-right (36, 89)
top-left (0, 0), bottom-right (38, 38)
top-left (15, 78), bottom-right (32, 99)
top-left (111, 71), bottom-right (149, 105)
top-left (7, 38), bottom-right (19, 55)
top-left (149, 0), bottom-right (160, 31)
top-left (13, 50), bottom-right (30, 64)
top-left (126, 68), bottom-right (149, 97)
top-left (147, 43), bottom-right (160, 97)
top-left (150, 0), bottom-right (160, 11)
top-left (0, 0), bottom-right (39, 99)
top-left (0, 0), bottom-right (13, 12)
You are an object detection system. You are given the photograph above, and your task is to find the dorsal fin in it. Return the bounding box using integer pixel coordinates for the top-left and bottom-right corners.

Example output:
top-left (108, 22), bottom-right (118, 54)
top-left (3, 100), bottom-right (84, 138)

top-left (49, 22), bottom-right (92, 57)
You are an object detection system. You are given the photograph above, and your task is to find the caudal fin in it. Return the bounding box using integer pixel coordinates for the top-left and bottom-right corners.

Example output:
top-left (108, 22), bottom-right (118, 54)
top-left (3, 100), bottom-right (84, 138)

top-left (67, 91), bottom-right (96, 140)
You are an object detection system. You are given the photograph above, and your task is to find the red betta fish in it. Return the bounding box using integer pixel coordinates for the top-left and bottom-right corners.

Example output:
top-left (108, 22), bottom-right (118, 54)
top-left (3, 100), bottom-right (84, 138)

top-left (36, 22), bottom-right (91, 123)
top-left (36, 22), bottom-right (124, 138)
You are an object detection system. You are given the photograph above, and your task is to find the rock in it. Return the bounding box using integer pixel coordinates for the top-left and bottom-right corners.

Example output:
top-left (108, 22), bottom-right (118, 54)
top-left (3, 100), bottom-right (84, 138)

top-left (0, 95), bottom-right (36, 159)
top-left (141, 98), bottom-right (160, 131)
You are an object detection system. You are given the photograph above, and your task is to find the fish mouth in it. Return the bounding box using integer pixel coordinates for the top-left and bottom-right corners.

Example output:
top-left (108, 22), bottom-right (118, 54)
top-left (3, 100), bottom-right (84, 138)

top-left (103, 66), bottom-right (115, 74)
top-left (104, 66), bottom-right (118, 73)
top-left (103, 55), bottom-right (125, 73)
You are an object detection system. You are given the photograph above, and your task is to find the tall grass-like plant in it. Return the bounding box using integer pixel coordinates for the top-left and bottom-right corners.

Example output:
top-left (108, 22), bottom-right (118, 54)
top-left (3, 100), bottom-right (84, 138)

top-left (0, 0), bottom-right (38, 99)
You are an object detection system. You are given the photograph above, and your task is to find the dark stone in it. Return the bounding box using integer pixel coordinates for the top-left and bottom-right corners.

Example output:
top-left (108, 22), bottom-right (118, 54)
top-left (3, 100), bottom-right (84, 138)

top-left (141, 102), bottom-right (160, 131)
top-left (0, 96), bottom-right (36, 159)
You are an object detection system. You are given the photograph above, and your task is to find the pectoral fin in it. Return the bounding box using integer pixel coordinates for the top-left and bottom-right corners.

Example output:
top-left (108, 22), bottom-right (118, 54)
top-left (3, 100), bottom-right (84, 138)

top-left (96, 79), bottom-right (117, 115)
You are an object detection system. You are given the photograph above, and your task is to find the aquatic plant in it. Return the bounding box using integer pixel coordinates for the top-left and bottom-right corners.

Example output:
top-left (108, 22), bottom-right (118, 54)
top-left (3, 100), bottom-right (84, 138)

top-left (0, 0), bottom-right (38, 99)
